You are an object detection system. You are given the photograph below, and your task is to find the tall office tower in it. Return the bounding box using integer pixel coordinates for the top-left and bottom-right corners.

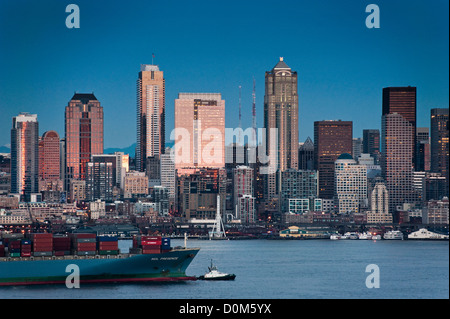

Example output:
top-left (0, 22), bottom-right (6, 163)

top-left (11, 113), bottom-right (39, 201)
top-left (430, 108), bottom-right (449, 195)
top-left (382, 86), bottom-right (417, 166)
top-left (65, 93), bottom-right (104, 187)
top-left (174, 93), bottom-right (225, 171)
top-left (136, 64), bottom-right (165, 172)
top-left (381, 113), bottom-right (415, 212)
top-left (314, 120), bottom-right (353, 199)
top-left (298, 137), bottom-right (314, 170)
top-left (85, 161), bottom-right (113, 202)
top-left (362, 129), bottom-right (380, 164)
top-left (280, 169), bottom-right (318, 213)
top-left (38, 130), bottom-right (62, 191)
top-left (233, 166), bottom-right (254, 218)
top-left (334, 153), bottom-right (367, 214)
top-left (416, 127), bottom-right (430, 172)
top-left (264, 57), bottom-right (299, 201)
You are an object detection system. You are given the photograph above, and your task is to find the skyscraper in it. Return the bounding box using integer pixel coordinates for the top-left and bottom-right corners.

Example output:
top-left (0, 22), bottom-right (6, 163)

top-left (381, 113), bottom-right (415, 212)
top-left (174, 93), bottom-right (225, 171)
top-left (430, 108), bottom-right (449, 195)
top-left (363, 129), bottom-right (380, 164)
top-left (314, 120), bottom-right (353, 199)
top-left (136, 64), bottom-right (165, 172)
top-left (264, 57), bottom-right (299, 202)
top-left (65, 93), bottom-right (104, 187)
top-left (298, 137), bottom-right (314, 170)
top-left (382, 86), bottom-right (417, 166)
top-left (11, 113), bottom-right (39, 201)
top-left (39, 130), bottom-right (62, 191)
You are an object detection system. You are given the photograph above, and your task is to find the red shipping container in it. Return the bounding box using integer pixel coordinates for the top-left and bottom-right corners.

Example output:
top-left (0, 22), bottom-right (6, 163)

top-left (30, 234), bottom-right (53, 239)
top-left (33, 247), bottom-right (53, 252)
top-left (141, 236), bottom-right (161, 241)
top-left (32, 239), bottom-right (53, 245)
top-left (21, 252), bottom-right (32, 257)
top-left (141, 240), bottom-right (162, 246)
top-left (76, 243), bottom-right (96, 250)
top-left (142, 249), bottom-right (161, 254)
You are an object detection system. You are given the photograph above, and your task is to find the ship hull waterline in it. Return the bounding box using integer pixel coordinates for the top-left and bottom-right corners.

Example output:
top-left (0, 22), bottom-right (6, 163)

top-left (0, 248), bottom-right (199, 286)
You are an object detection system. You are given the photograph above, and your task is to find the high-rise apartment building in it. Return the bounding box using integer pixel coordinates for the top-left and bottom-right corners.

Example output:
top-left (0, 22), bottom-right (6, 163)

top-left (65, 93), bottom-right (103, 186)
top-left (381, 113), bottom-right (415, 212)
top-left (264, 58), bottom-right (299, 201)
top-left (11, 113), bottom-right (39, 201)
top-left (314, 120), bottom-right (352, 199)
top-left (85, 161), bottom-right (113, 202)
top-left (39, 130), bottom-right (62, 191)
top-left (136, 64), bottom-right (165, 172)
top-left (174, 93), bottom-right (225, 171)
top-left (233, 165), bottom-right (254, 219)
top-left (430, 108), bottom-right (449, 195)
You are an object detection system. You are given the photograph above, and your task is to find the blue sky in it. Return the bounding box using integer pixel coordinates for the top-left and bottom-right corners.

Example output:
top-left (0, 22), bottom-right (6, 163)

top-left (0, 0), bottom-right (448, 149)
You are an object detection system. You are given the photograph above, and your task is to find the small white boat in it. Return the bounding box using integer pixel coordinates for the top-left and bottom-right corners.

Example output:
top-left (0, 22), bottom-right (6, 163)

top-left (330, 234), bottom-right (340, 240)
top-left (359, 232), bottom-right (372, 240)
top-left (383, 230), bottom-right (404, 240)
top-left (344, 232), bottom-right (359, 240)
top-left (372, 235), bottom-right (381, 240)
top-left (197, 260), bottom-right (236, 281)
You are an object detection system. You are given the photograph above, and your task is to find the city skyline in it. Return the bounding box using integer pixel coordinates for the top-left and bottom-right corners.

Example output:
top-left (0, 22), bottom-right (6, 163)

top-left (0, 0), bottom-right (448, 149)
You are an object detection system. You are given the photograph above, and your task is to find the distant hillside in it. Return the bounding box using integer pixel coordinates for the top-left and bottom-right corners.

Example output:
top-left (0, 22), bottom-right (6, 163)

top-left (0, 146), bottom-right (10, 153)
top-left (104, 143), bottom-right (136, 157)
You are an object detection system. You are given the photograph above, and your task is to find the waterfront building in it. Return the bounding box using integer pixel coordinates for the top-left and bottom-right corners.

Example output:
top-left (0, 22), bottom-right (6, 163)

top-left (10, 113), bottom-right (39, 201)
top-left (233, 165), bottom-right (254, 218)
top-left (424, 197), bottom-right (449, 225)
top-left (136, 64), bottom-right (165, 172)
top-left (314, 120), bottom-right (353, 199)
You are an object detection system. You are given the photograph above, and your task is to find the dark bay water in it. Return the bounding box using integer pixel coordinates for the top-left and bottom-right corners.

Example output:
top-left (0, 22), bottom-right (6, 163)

top-left (0, 239), bottom-right (448, 299)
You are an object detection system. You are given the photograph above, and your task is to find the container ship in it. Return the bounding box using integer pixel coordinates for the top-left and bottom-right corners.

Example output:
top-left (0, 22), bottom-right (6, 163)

top-left (0, 233), bottom-right (199, 286)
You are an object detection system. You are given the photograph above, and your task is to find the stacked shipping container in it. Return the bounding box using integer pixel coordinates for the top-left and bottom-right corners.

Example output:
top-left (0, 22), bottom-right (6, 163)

top-left (132, 235), bottom-right (171, 254)
top-left (29, 233), bottom-right (53, 257)
top-left (53, 235), bottom-right (71, 256)
top-left (21, 239), bottom-right (32, 257)
top-left (70, 233), bottom-right (97, 256)
top-left (97, 236), bottom-right (119, 255)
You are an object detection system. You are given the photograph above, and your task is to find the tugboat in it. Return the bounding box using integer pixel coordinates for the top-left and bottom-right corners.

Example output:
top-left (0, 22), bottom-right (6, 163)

top-left (198, 260), bottom-right (236, 281)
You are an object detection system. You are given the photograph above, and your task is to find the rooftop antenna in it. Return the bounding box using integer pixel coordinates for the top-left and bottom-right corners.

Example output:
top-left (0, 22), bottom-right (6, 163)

top-left (252, 77), bottom-right (257, 147)
top-left (238, 85), bottom-right (242, 144)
